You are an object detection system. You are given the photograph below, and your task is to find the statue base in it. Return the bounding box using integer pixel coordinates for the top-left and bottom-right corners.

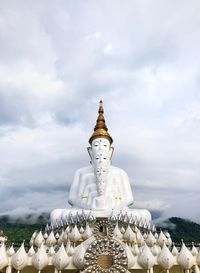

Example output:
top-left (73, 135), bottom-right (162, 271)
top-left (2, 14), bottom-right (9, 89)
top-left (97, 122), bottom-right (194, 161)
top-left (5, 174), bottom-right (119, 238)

top-left (50, 207), bottom-right (152, 226)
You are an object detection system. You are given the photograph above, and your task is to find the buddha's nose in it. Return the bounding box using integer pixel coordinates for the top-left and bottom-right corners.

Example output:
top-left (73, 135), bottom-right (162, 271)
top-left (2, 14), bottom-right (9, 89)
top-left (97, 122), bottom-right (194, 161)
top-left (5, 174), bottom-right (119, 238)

top-left (99, 155), bottom-right (103, 162)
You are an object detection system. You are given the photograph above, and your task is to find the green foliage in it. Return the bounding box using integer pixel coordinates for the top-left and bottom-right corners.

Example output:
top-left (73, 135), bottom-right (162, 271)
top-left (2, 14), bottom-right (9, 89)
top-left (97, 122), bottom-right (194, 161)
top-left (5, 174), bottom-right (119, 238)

top-left (0, 214), bottom-right (47, 244)
top-left (167, 217), bottom-right (200, 243)
top-left (0, 222), bottom-right (45, 244)
top-left (156, 217), bottom-right (200, 243)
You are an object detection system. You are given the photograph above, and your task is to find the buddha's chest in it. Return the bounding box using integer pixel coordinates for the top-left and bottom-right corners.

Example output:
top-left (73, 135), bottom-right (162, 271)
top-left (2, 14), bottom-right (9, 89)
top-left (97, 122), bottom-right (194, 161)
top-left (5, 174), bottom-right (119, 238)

top-left (82, 172), bottom-right (121, 185)
top-left (81, 173), bottom-right (122, 196)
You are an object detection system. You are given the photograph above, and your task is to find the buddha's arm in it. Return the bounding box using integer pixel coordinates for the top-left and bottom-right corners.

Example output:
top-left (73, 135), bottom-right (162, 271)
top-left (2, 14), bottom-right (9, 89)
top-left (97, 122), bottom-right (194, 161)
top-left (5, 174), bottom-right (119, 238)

top-left (68, 170), bottom-right (81, 206)
top-left (120, 170), bottom-right (134, 206)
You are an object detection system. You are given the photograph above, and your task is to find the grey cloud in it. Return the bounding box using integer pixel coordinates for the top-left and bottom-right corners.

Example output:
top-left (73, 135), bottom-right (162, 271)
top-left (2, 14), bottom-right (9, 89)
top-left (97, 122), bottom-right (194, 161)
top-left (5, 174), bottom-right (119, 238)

top-left (153, 218), bottom-right (176, 230)
top-left (0, 89), bottom-right (32, 126)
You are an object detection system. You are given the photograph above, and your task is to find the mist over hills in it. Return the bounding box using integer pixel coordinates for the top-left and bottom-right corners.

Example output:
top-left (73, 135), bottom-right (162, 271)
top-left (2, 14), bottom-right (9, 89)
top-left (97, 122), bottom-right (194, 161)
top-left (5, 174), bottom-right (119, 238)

top-left (0, 212), bottom-right (200, 244)
top-left (0, 212), bottom-right (49, 225)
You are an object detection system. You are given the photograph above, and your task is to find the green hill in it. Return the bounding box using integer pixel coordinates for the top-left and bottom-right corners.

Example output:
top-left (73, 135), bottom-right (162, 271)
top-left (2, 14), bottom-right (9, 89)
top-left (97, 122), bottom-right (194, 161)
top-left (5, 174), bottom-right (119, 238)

top-left (161, 217), bottom-right (200, 243)
top-left (0, 213), bottom-right (47, 244)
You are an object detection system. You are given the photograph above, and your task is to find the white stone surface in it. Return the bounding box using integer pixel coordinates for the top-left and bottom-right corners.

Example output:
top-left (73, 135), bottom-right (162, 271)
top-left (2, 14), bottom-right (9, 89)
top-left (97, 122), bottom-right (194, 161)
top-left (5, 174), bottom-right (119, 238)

top-left (52, 243), bottom-right (69, 270)
top-left (32, 243), bottom-right (49, 270)
top-left (0, 243), bottom-right (9, 270)
top-left (138, 243), bottom-right (156, 269)
top-left (11, 242), bottom-right (28, 271)
top-left (158, 243), bottom-right (174, 269)
top-left (177, 242), bottom-right (195, 269)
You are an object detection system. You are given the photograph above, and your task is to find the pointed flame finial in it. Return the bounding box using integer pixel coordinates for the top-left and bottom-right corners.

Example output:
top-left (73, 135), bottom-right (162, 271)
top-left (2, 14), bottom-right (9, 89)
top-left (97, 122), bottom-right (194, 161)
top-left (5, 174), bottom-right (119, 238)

top-left (89, 100), bottom-right (113, 144)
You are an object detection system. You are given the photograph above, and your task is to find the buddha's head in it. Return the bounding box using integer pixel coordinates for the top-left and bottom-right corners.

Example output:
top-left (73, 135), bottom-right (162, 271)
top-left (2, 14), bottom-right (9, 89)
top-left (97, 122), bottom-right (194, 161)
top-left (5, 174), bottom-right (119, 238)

top-left (88, 101), bottom-right (114, 195)
top-left (88, 100), bottom-right (114, 166)
top-left (89, 137), bottom-right (113, 169)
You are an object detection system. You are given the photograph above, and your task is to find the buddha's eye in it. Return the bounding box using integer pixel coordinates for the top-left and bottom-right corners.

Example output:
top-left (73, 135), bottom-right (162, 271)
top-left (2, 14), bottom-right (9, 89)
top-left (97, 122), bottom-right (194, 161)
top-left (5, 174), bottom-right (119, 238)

top-left (104, 144), bottom-right (107, 147)
top-left (103, 157), bottom-right (107, 160)
top-left (95, 144), bottom-right (98, 147)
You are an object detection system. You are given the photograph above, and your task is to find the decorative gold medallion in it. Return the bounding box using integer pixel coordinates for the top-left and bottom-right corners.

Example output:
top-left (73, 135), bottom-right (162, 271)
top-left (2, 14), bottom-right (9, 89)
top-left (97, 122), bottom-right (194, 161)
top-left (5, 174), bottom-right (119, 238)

top-left (84, 237), bottom-right (128, 273)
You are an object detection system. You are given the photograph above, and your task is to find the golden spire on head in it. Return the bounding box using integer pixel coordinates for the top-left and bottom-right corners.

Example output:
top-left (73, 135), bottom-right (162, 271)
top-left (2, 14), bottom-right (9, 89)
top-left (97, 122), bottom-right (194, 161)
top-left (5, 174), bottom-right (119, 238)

top-left (89, 100), bottom-right (113, 144)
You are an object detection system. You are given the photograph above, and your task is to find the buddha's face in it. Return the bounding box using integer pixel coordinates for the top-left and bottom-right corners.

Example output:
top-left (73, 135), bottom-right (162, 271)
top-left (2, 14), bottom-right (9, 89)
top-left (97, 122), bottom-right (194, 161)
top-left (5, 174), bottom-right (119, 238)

top-left (91, 138), bottom-right (110, 153)
top-left (94, 152), bottom-right (109, 165)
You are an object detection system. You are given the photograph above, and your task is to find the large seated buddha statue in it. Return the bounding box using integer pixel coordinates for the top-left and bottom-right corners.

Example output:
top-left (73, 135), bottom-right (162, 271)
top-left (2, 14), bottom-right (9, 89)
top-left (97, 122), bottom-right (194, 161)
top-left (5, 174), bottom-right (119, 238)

top-left (51, 101), bottom-right (151, 223)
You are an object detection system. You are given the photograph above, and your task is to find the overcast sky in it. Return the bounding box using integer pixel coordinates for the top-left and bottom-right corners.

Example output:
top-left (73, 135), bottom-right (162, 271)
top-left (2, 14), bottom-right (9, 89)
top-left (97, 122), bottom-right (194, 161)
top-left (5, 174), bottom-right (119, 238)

top-left (0, 0), bottom-right (200, 222)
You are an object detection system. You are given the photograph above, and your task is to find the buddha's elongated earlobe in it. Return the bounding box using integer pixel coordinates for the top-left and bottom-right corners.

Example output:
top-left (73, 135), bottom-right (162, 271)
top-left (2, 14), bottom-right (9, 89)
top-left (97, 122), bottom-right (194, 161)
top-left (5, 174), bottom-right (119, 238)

top-left (109, 146), bottom-right (114, 160)
top-left (87, 147), bottom-right (92, 160)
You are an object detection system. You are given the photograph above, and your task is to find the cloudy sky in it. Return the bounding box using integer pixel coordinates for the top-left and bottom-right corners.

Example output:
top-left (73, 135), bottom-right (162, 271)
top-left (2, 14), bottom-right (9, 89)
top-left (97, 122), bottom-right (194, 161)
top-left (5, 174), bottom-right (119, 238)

top-left (0, 0), bottom-right (200, 222)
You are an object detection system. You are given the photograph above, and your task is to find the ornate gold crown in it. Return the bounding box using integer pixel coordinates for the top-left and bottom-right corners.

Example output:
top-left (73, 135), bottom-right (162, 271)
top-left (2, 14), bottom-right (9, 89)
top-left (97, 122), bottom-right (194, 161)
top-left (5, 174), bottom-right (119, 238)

top-left (89, 100), bottom-right (113, 144)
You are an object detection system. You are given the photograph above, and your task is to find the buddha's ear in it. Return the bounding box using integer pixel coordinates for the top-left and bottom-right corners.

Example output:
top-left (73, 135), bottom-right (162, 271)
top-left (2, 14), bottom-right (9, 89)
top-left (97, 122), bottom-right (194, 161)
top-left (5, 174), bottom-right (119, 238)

top-left (109, 146), bottom-right (114, 160)
top-left (87, 147), bottom-right (92, 162)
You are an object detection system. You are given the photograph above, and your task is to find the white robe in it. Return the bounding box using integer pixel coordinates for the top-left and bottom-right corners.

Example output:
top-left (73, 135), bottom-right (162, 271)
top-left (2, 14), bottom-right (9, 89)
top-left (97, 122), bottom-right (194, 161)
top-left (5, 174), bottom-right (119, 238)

top-left (68, 165), bottom-right (134, 210)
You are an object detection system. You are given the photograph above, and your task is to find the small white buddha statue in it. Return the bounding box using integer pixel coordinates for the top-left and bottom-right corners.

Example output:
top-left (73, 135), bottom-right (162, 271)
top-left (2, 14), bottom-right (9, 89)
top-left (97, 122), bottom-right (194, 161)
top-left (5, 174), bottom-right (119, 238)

top-left (0, 229), bottom-right (7, 246)
top-left (68, 101), bottom-right (133, 210)
top-left (51, 101), bottom-right (151, 223)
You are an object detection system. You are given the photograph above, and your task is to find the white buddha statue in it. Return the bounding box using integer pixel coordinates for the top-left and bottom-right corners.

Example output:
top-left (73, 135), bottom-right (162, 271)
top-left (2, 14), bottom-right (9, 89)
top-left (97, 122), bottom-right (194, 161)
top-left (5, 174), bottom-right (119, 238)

top-left (68, 102), bottom-right (133, 210)
top-left (51, 101), bottom-right (151, 223)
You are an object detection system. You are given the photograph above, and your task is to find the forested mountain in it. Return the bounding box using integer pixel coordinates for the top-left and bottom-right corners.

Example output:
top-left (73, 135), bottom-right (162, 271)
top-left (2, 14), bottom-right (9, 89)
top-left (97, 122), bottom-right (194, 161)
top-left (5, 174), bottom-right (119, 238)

top-left (0, 213), bottom-right (47, 244)
top-left (159, 217), bottom-right (200, 243)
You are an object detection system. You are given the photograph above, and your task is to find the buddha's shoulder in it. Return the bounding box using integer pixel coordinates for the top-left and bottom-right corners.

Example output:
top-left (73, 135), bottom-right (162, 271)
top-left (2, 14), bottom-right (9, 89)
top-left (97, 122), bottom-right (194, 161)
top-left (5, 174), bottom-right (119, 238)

top-left (74, 165), bottom-right (93, 175)
top-left (110, 166), bottom-right (128, 176)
